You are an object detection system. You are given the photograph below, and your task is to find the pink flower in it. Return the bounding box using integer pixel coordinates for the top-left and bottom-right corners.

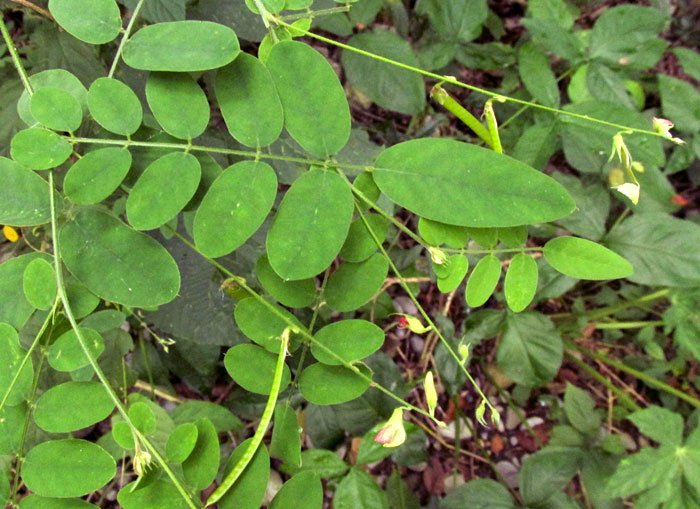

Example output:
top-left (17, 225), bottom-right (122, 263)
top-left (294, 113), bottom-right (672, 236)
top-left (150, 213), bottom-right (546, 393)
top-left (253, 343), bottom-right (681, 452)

top-left (374, 408), bottom-right (406, 448)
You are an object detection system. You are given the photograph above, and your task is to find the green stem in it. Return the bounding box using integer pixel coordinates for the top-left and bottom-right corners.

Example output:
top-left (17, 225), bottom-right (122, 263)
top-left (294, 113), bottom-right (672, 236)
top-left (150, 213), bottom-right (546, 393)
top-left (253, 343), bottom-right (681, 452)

top-left (584, 289), bottom-right (670, 321)
top-left (565, 339), bottom-right (700, 410)
top-left (171, 231), bottom-right (438, 423)
top-left (206, 333), bottom-right (289, 506)
top-left (107, 0), bottom-right (145, 78)
top-left (594, 321), bottom-right (664, 330)
top-left (563, 351), bottom-right (641, 412)
top-left (0, 299), bottom-right (58, 414)
top-left (483, 100), bottom-right (503, 154)
top-left (431, 85), bottom-right (494, 148)
top-left (0, 14), bottom-right (33, 94)
top-left (272, 18), bottom-right (667, 141)
top-left (47, 170), bottom-right (199, 509)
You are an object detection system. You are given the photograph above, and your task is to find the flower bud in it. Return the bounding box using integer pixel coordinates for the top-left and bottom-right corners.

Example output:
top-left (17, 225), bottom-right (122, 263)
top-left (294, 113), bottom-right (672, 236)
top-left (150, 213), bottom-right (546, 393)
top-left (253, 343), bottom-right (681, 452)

top-left (424, 371), bottom-right (438, 417)
top-left (374, 408), bottom-right (406, 448)
top-left (3, 225), bottom-right (19, 242)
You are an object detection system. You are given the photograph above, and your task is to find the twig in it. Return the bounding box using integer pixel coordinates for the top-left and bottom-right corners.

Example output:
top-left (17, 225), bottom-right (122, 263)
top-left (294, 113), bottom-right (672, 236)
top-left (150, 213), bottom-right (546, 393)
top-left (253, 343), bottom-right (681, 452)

top-left (6, 0), bottom-right (53, 20)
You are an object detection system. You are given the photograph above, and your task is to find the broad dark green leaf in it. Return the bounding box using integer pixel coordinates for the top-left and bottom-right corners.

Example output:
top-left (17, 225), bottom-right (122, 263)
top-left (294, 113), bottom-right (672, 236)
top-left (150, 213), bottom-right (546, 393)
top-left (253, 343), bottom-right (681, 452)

top-left (518, 43), bottom-right (559, 107)
top-left (0, 323), bottom-right (33, 406)
top-left (34, 381), bottom-right (115, 432)
top-left (586, 62), bottom-right (635, 110)
top-left (564, 383), bottom-right (600, 436)
top-left (418, 217), bottom-right (469, 248)
top-left (551, 173), bottom-right (609, 241)
top-left (284, 448), bottom-right (348, 478)
top-left (465, 254), bottom-right (501, 308)
top-left (118, 476), bottom-right (190, 509)
top-left (340, 214), bottom-right (388, 262)
top-left (311, 319), bottom-right (384, 366)
top-left (256, 255), bottom-right (316, 308)
top-left (194, 160), bottom-right (277, 258)
top-left (299, 363), bottom-right (371, 405)
top-left (127, 151), bottom-right (201, 230)
top-left (60, 208), bottom-right (180, 307)
top-left (605, 213), bottom-right (700, 287)
top-left (0, 157), bottom-right (51, 226)
top-left (605, 445), bottom-right (678, 499)
top-left (270, 404), bottom-right (302, 467)
top-left (373, 138), bottom-right (575, 227)
top-left (218, 439), bottom-right (270, 509)
top-left (416, 0), bottom-right (487, 43)
top-left (64, 148), bottom-right (131, 205)
top-left (22, 439), bottom-right (115, 497)
top-left (267, 169), bottom-right (354, 280)
top-left (519, 447), bottom-right (583, 505)
top-left (216, 53), bottom-right (283, 147)
top-left (628, 406), bottom-right (683, 448)
top-left (0, 253), bottom-right (51, 329)
top-left (146, 72), bottom-right (210, 140)
top-left (543, 236), bottom-right (633, 280)
top-left (30, 87), bottom-right (83, 132)
top-left (342, 29), bottom-right (425, 115)
top-left (87, 78), bottom-right (143, 136)
top-left (233, 297), bottom-right (304, 353)
top-left (386, 469), bottom-right (421, 509)
top-left (497, 311), bottom-right (562, 387)
top-left (49, 0), bottom-right (122, 44)
top-left (519, 18), bottom-right (582, 62)
top-left (166, 422), bottom-right (199, 463)
top-left (17, 69), bottom-right (87, 127)
top-left (270, 471), bottom-right (322, 509)
top-left (673, 48), bottom-right (700, 82)
top-left (11, 128), bottom-right (73, 170)
top-left (658, 74), bottom-right (700, 133)
top-left (335, 467), bottom-right (388, 509)
top-left (527, 0), bottom-right (578, 29)
top-left (266, 41), bottom-right (351, 157)
top-left (171, 401), bottom-right (242, 432)
top-left (23, 258), bottom-right (56, 310)
top-left (182, 418), bottom-right (220, 489)
top-left (120, 0), bottom-right (185, 23)
top-left (504, 253), bottom-right (537, 312)
top-left (47, 327), bottom-right (104, 372)
top-left (224, 344), bottom-right (291, 395)
top-left (123, 21), bottom-right (240, 72)
top-left (511, 122), bottom-right (557, 170)
top-left (325, 254), bottom-right (389, 312)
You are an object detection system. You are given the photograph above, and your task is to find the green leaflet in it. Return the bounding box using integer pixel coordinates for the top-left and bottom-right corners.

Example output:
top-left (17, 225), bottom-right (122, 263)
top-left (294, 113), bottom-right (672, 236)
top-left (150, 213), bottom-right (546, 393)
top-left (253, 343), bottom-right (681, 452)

top-left (22, 439), bottom-right (115, 498)
top-left (334, 468), bottom-right (388, 509)
top-left (255, 255), bottom-right (316, 308)
top-left (59, 208), bottom-right (180, 307)
top-left (324, 253), bottom-right (389, 312)
top-left (17, 69), bottom-right (88, 127)
top-left (10, 128), bottom-right (73, 171)
top-left (118, 479), bottom-right (190, 509)
top-left (194, 160), bottom-right (277, 258)
top-left (182, 418), bottom-right (220, 490)
top-left (373, 138), bottom-right (575, 227)
top-left (126, 151), bottom-right (201, 230)
top-left (269, 471), bottom-right (322, 509)
top-left (233, 297), bottom-right (304, 353)
top-left (47, 327), bottom-right (105, 372)
top-left (418, 217), bottom-right (469, 248)
top-left (311, 319), bottom-right (385, 365)
top-left (465, 254), bottom-right (501, 308)
top-left (22, 258), bottom-right (56, 310)
top-left (64, 148), bottom-right (132, 205)
top-left (224, 344), bottom-right (291, 395)
top-left (340, 214), bottom-right (388, 263)
top-left (504, 253), bottom-right (538, 312)
top-left (0, 253), bottom-right (52, 329)
top-left (216, 53), bottom-right (284, 147)
top-left (48, 0), bottom-right (122, 45)
top-left (218, 438), bottom-right (270, 509)
top-left (518, 42), bottom-right (559, 108)
top-left (87, 78), bottom-right (143, 136)
top-left (145, 72), bottom-right (210, 140)
top-left (33, 382), bottom-right (115, 433)
top-left (270, 405), bottom-right (302, 467)
top-left (0, 157), bottom-right (52, 226)
top-left (543, 236), bottom-right (633, 280)
top-left (30, 87), bottom-right (83, 132)
top-left (122, 21), bottom-right (240, 72)
top-left (299, 363), bottom-right (371, 405)
top-left (267, 169), bottom-right (354, 280)
top-left (0, 322), bottom-right (33, 407)
top-left (437, 255), bottom-right (468, 293)
top-left (266, 41), bottom-right (351, 157)
top-left (166, 422), bottom-right (199, 463)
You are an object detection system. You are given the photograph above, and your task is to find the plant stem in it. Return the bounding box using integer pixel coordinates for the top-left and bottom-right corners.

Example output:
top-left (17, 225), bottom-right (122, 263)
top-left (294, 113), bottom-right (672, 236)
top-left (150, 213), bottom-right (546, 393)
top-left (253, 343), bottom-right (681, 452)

top-left (108, 0), bottom-right (145, 78)
top-left (6, 0), bottom-right (53, 20)
top-left (47, 170), bottom-right (199, 509)
top-left (0, 14), bottom-right (33, 95)
top-left (431, 85), bottom-right (494, 148)
top-left (565, 339), bottom-right (700, 410)
top-left (206, 333), bottom-right (289, 506)
top-left (594, 321), bottom-right (664, 330)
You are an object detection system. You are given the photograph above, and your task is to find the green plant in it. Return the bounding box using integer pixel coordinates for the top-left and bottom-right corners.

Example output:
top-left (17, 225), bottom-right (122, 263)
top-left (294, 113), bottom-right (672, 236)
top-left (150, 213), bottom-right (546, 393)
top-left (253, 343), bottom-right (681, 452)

top-left (1, 0), bottom-right (699, 508)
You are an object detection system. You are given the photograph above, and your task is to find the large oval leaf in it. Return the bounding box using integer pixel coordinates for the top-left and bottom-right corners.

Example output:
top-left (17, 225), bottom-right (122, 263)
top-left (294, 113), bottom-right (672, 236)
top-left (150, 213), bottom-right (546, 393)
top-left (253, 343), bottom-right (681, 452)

top-left (30, 87), bottom-right (83, 132)
top-left (23, 258), bottom-right (56, 310)
top-left (49, 0), bottom-right (121, 44)
top-left (123, 21), bottom-right (240, 72)
top-left (266, 41), bottom-right (351, 157)
top-left (126, 151), bottom-right (201, 230)
top-left (59, 208), bottom-right (180, 307)
top-left (267, 170), bottom-right (354, 280)
top-left (311, 319), bottom-right (384, 365)
top-left (543, 236), bottom-right (633, 280)
top-left (64, 148), bottom-right (132, 205)
top-left (166, 422), bottom-right (198, 463)
top-left (224, 344), bottom-right (291, 395)
top-left (0, 157), bottom-right (51, 226)
top-left (0, 323), bottom-right (33, 407)
top-left (22, 439), bottom-right (116, 497)
top-left (87, 78), bottom-right (143, 136)
top-left (194, 161), bottom-right (277, 258)
top-left (182, 418), bottom-right (220, 490)
top-left (145, 72), bottom-right (210, 140)
top-left (11, 128), bottom-right (73, 171)
top-left (299, 363), bottom-right (371, 405)
top-left (34, 381), bottom-right (115, 433)
top-left (47, 327), bottom-right (104, 372)
top-left (465, 254), bottom-right (501, 308)
top-left (17, 69), bottom-right (87, 127)
top-left (324, 253), bottom-right (388, 312)
top-left (373, 138), bottom-right (575, 227)
top-left (216, 53), bottom-right (283, 148)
